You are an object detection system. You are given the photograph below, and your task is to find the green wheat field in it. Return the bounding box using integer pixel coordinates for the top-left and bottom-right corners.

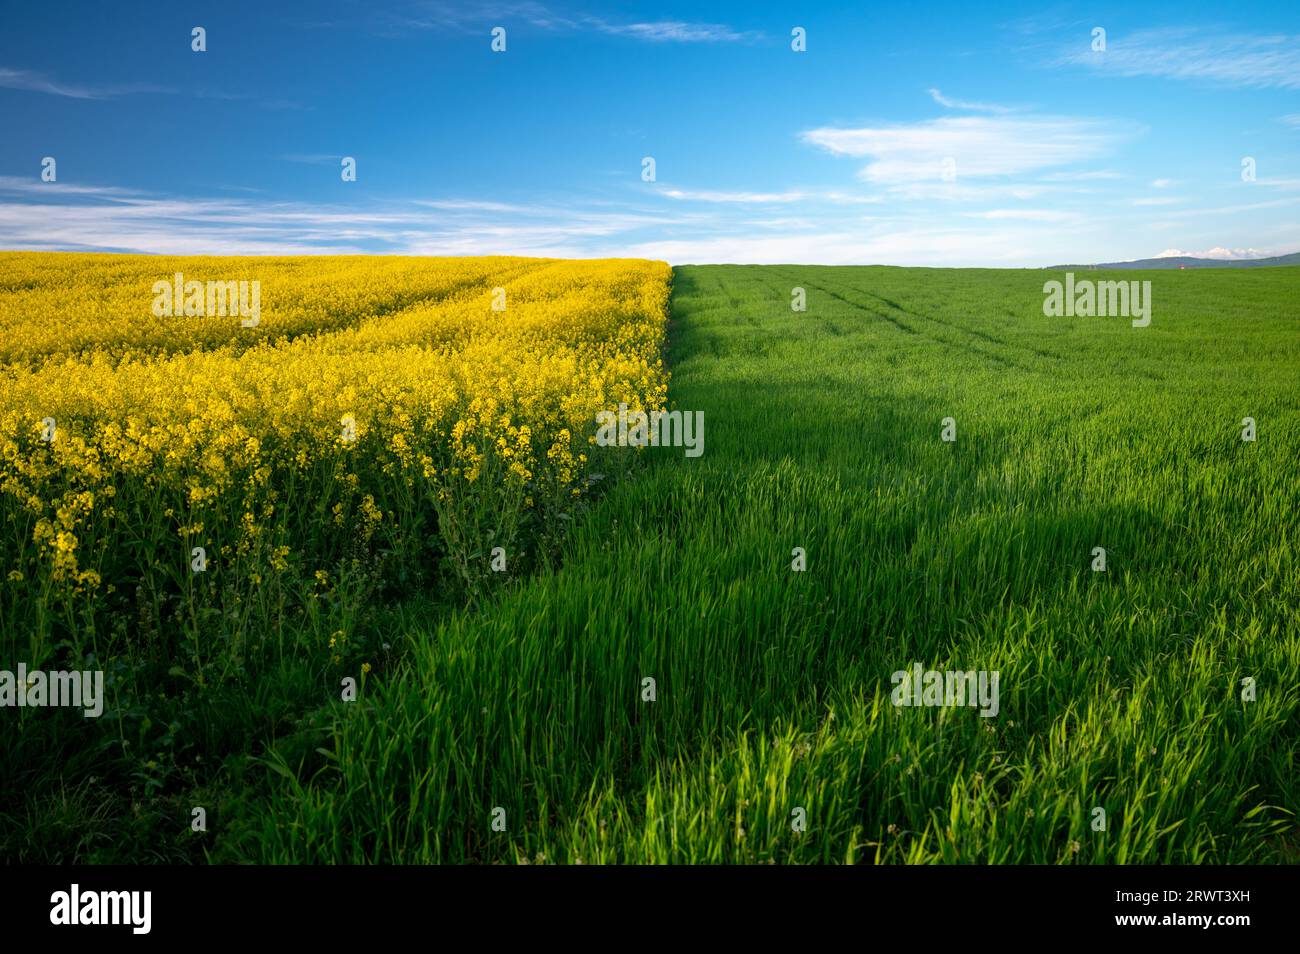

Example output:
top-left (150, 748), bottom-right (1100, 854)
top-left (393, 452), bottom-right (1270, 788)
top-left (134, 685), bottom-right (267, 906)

top-left (2, 260), bottom-right (1297, 864)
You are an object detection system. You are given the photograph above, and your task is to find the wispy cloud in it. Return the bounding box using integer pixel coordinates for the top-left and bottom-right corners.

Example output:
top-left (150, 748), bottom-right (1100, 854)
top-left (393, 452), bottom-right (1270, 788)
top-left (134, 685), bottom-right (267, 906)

top-left (0, 180), bottom-right (686, 257)
top-left (281, 154), bottom-right (346, 165)
top-left (927, 88), bottom-right (1014, 113)
top-left (0, 177), bottom-right (142, 198)
top-left (4, 177), bottom-right (1291, 267)
top-left (1155, 246), bottom-right (1275, 259)
top-left (1159, 196), bottom-right (1300, 217)
top-left (413, 199), bottom-right (530, 212)
top-left (963, 208), bottom-right (1078, 221)
top-left (1060, 28), bottom-right (1300, 89)
top-left (0, 67), bottom-right (170, 99)
top-left (594, 20), bottom-right (752, 43)
top-left (663, 189), bottom-right (808, 203)
top-left (619, 224), bottom-right (1074, 267)
top-left (0, 65), bottom-right (296, 109)
top-left (801, 115), bottom-right (1136, 190)
top-left (193, 89), bottom-right (303, 110)
top-left (660, 188), bottom-right (883, 204)
top-left (887, 183), bottom-right (1055, 201)
top-left (1040, 169), bottom-right (1123, 181)
top-left (353, 2), bottom-right (757, 43)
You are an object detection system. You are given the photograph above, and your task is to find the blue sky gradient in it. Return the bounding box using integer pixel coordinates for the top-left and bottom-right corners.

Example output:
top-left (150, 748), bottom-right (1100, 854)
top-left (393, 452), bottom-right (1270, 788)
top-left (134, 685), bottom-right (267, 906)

top-left (1, 1), bottom-right (1297, 264)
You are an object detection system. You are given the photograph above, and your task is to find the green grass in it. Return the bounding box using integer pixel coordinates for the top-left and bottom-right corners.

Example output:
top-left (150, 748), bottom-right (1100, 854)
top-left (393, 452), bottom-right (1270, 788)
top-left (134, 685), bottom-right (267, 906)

top-left (5, 264), bottom-right (1298, 863)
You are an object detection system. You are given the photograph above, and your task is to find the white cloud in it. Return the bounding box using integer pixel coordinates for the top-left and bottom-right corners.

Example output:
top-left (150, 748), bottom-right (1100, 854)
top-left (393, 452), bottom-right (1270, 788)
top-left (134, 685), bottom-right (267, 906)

top-left (280, 154), bottom-right (344, 165)
top-left (659, 188), bottom-right (884, 204)
top-left (413, 199), bottom-right (530, 212)
top-left (801, 115), bottom-right (1134, 188)
top-left (963, 209), bottom-right (1077, 221)
top-left (0, 67), bottom-right (98, 98)
top-left (0, 179), bottom-right (1091, 266)
top-left (0, 66), bottom-right (169, 99)
top-left (1061, 29), bottom-right (1300, 89)
top-left (0, 183), bottom-right (687, 257)
top-left (621, 224), bottom-right (1075, 267)
top-left (0, 177), bottom-right (142, 198)
top-left (596, 20), bottom-right (752, 43)
top-left (1041, 170), bottom-right (1123, 181)
top-left (1159, 196), bottom-right (1300, 217)
top-left (1152, 178), bottom-right (1172, 188)
top-left (1155, 247), bottom-right (1274, 259)
top-left (359, 3), bottom-right (757, 43)
top-left (662, 189), bottom-right (809, 204)
top-left (1133, 197), bottom-right (1181, 206)
top-left (2, 171), bottom-right (1293, 269)
top-left (927, 88), bottom-right (1013, 113)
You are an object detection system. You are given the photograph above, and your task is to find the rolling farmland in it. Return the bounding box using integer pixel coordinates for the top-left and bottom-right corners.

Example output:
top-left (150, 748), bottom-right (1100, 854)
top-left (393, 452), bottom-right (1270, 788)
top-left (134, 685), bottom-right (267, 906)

top-left (2, 259), bottom-right (1297, 863)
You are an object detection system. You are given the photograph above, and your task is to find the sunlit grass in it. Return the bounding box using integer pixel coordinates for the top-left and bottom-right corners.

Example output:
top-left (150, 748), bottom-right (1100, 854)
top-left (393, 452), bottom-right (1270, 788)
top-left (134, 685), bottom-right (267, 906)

top-left (226, 264), bottom-right (1300, 863)
top-left (4, 262), bottom-right (1296, 864)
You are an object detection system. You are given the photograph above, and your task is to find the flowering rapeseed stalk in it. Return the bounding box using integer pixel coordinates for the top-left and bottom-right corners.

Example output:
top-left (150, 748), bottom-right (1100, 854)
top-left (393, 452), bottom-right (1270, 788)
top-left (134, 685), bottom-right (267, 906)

top-left (0, 253), bottom-right (671, 655)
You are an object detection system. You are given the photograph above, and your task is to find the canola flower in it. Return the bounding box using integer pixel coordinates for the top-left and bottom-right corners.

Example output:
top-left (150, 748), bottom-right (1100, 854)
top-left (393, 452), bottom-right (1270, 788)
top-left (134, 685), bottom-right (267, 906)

top-left (0, 253), bottom-right (670, 639)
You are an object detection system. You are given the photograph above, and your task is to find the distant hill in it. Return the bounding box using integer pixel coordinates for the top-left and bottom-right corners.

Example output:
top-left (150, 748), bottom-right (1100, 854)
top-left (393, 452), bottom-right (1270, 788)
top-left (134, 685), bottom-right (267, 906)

top-left (1048, 252), bottom-right (1300, 270)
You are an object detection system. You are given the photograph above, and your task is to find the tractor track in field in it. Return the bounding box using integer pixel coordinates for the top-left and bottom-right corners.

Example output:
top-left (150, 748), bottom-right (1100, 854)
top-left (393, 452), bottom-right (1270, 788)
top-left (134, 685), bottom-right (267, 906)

top-left (747, 270), bottom-right (851, 338)
top-left (771, 270), bottom-right (1042, 372)
top-left (853, 286), bottom-right (1064, 363)
top-left (780, 268), bottom-right (1069, 370)
top-left (766, 268), bottom-right (924, 335)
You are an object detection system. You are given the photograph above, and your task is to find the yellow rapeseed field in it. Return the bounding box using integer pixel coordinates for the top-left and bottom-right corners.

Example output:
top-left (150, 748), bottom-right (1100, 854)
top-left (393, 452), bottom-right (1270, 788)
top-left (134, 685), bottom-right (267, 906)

top-left (0, 253), bottom-right (670, 649)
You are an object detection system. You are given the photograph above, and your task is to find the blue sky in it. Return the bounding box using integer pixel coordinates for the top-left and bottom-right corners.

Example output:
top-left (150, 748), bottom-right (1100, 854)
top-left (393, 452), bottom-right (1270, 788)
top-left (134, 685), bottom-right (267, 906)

top-left (1, 0), bottom-right (1297, 265)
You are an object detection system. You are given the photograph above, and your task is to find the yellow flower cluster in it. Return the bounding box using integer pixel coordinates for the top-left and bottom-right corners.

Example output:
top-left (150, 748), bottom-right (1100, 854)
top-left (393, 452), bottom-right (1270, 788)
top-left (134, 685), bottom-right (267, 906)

top-left (0, 253), bottom-right (670, 607)
top-left (0, 254), bottom-right (536, 365)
